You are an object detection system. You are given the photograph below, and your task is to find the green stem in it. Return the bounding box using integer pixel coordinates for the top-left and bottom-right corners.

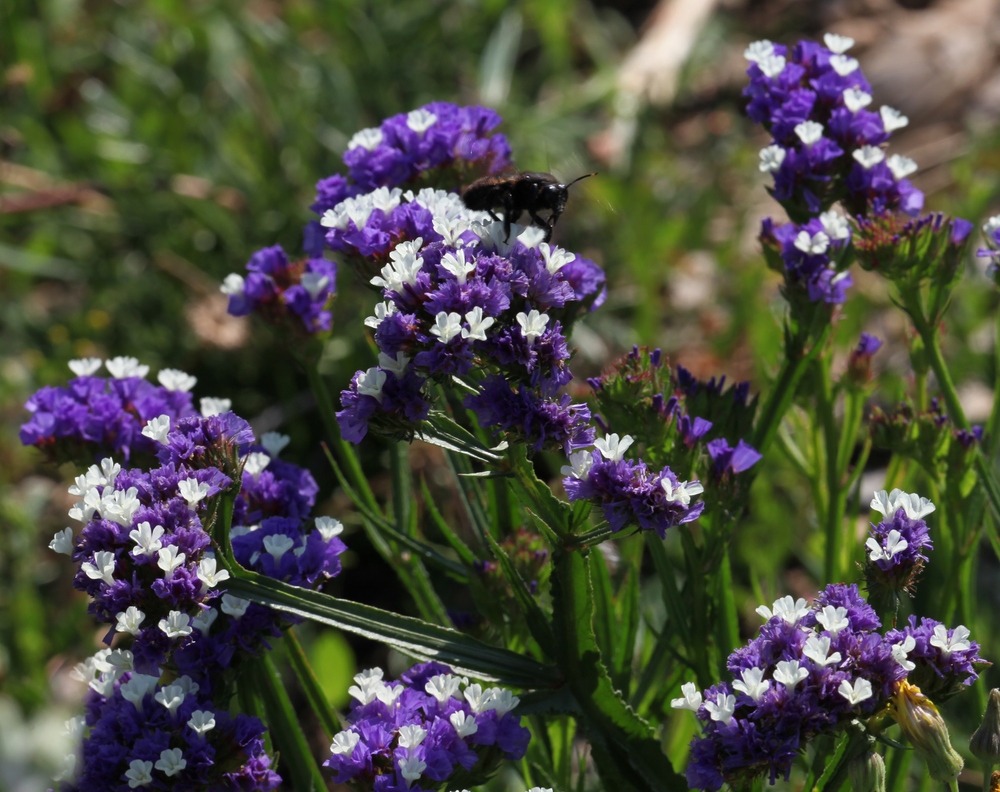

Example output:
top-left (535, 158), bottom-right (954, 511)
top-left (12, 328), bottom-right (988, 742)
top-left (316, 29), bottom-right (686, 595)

top-left (283, 628), bottom-right (341, 740)
top-left (305, 363), bottom-right (379, 513)
top-left (753, 323), bottom-right (832, 456)
top-left (816, 358), bottom-right (845, 583)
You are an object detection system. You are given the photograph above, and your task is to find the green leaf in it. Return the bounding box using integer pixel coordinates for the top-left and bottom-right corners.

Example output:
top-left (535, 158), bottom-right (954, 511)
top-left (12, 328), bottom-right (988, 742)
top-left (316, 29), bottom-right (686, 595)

top-left (508, 444), bottom-right (573, 537)
top-left (550, 549), bottom-right (685, 791)
top-left (225, 572), bottom-right (558, 688)
top-left (420, 475), bottom-right (479, 565)
top-left (250, 653), bottom-right (328, 792)
top-left (285, 628), bottom-right (343, 737)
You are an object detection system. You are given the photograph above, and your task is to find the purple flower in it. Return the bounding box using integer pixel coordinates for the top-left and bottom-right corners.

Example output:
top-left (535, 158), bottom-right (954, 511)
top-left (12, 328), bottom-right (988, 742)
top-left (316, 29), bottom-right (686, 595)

top-left (706, 438), bottom-right (762, 476)
top-left (323, 664), bottom-right (529, 790)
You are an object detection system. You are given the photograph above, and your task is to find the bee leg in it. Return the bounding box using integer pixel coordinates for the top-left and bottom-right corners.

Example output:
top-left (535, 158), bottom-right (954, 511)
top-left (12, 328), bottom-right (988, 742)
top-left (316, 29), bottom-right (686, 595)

top-left (529, 209), bottom-right (555, 243)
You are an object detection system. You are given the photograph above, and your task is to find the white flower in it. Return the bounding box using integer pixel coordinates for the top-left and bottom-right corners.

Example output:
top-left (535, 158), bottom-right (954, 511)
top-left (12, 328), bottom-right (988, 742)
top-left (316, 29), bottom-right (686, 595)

top-left (159, 611), bottom-right (193, 639)
top-left (880, 106), bottom-right (909, 133)
top-left (795, 121), bottom-right (824, 146)
top-left (930, 624), bottom-right (972, 658)
top-left (517, 225), bottom-right (547, 250)
top-left (661, 478), bottom-right (704, 506)
top-left (116, 606), bottom-right (146, 635)
top-left (315, 516), bottom-right (344, 542)
top-left (843, 88), bottom-right (872, 113)
top-left (425, 673), bottom-right (463, 704)
top-left (221, 594), bottom-right (250, 618)
top-left (100, 487), bottom-right (141, 527)
top-left (540, 242), bottom-right (574, 273)
top-left (130, 522), bottom-right (165, 557)
top-left (773, 660), bottom-right (809, 691)
top-left (887, 154), bottom-right (918, 180)
top-left (744, 39), bottom-right (775, 62)
top-left (398, 755), bottom-right (427, 785)
top-left (49, 527), bottom-right (74, 555)
top-left (758, 54), bottom-right (787, 78)
top-left (759, 144), bottom-right (786, 173)
top-left (125, 759), bottom-right (153, 788)
top-left (819, 210), bottom-right (850, 241)
top-left (398, 724), bottom-right (427, 749)
top-left (440, 249), bottom-right (477, 284)
top-left (893, 636), bottom-right (917, 671)
top-left (220, 272), bottom-right (245, 296)
top-left (870, 489), bottom-right (935, 520)
top-left (263, 534), bottom-right (295, 563)
top-left (347, 127), bottom-right (383, 151)
top-left (516, 309), bottom-right (549, 345)
top-left (301, 272), bottom-right (329, 299)
top-left (260, 431), bottom-right (290, 456)
top-left (157, 368), bottom-right (197, 392)
top-left (830, 54), bottom-right (859, 76)
top-left (242, 451), bottom-right (271, 478)
top-left (866, 529), bottom-right (909, 562)
top-left (816, 605), bottom-right (850, 634)
top-left (141, 415), bottom-right (171, 444)
top-left (853, 146), bottom-right (885, 170)
top-left (370, 238), bottom-right (424, 292)
top-left (68, 357), bottom-right (102, 377)
top-left (704, 691), bottom-right (736, 725)
top-left (82, 550), bottom-right (117, 585)
top-left (356, 367), bottom-right (387, 402)
top-left (670, 682), bottom-right (703, 711)
top-left (594, 433), bottom-right (634, 462)
top-left (155, 684), bottom-right (186, 716)
top-left (157, 545), bottom-right (186, 577)
top-left (462, 306), bottom-right (495, 341)
top-left (105, 356), bottom-right (149, 379)
top-left (732, 668), bottom-right (770, 702)
top-left (838, 677), bottom-right (873, 705)
top-left (983, 215), bottom-right (1000, 237)
top-left (561, 450), bottom-right (594, 479)
top-left (178, 477), bottom-right (210, 506)
top-left (756, 595), bottom-right (810, 625)
top-left (376, 682), bottom-right (404, 706)
top-left (188, 710), bottom-right (216, 735)
top-left (824, 33), bottom-right (855, 54)
top-left (430, 311), bottom-right (464, 343)
top-left (331, 730), bottom-right (361, 755)
top-left (488, 688), bottom-right (519, 716)
top-left (199, 396), bottom-right (231, 417)
top-left (154, 748), bottom-right (187, 777)
top-left (197, 557), bottom-right (230, 589)
top-left (794, 230), bottom-right (830, 256)
top-left (450, 709), bottom-right (479, 737)
top-left (803, 634), bottom-right (842, 667)
top-left (65, 714), bottom-right (86, 741)
top-left (378, 351), bottom-right (410, 377)
top-left (406, 108), bottom-right (437, 134)
top-left (364, 300), bottom-right (397, 329)
top-left (463, 683), bottom-right (493, 714)
top-left (120, 674), bottom-right (159, 709)
top-left (191, 607), bottom-right (218, 634)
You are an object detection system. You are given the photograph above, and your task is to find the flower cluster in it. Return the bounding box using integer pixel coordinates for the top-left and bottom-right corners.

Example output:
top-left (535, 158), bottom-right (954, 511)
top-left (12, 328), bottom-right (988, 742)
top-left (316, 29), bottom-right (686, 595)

top-left (324, 663), bottom-right (530, 791)
top-left (746, 34), bottom-right (926, 304)
top-left (337, 223), bottom-right (605, 451)
top-left (978, 214), bottom-right (1000, 284)
top-left (562, 432), bottom-right (705, 537)
top-left (676, 494), bottom-right (985, 790)
top-left (863, 488), bottom-right (934, 603)
top-left (222, 245), bottom-right (338, 334)
top-left (19, 357), bottom-right (202, 463)
top-left (59, 665), bottom-right (279, 791)
top-left (28, 362), bottom-right (347, 790)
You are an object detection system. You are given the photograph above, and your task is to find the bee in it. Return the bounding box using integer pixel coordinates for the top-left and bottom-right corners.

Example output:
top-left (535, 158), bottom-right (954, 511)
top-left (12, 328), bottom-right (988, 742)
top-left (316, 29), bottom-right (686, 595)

top-left (461, 171), bottom-right (596, 243)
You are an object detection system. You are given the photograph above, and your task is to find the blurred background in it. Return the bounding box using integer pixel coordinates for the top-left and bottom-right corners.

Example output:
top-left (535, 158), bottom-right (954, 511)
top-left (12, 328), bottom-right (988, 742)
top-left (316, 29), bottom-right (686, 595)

top-left (3, 0), bottom-right (1000, 788)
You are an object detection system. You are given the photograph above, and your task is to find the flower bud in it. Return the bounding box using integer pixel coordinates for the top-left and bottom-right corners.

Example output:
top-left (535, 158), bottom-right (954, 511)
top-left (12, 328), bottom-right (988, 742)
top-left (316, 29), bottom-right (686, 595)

top-left (848, 750), bottom-right (886, 792)
top-left (971, 689), bottom-right (1000, 767)
top-left (892, 681), bottom-right (964, 782)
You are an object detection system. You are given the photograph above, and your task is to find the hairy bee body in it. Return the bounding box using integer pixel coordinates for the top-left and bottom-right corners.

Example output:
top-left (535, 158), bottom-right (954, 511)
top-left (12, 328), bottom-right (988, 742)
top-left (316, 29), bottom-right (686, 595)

top-left (461, 171), bottom-right (594, 242)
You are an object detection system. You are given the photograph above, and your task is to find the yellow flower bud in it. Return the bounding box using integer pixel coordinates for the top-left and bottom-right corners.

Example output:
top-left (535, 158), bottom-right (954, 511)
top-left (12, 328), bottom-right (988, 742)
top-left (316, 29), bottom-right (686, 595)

top-left (891, 681), bottom-right (964, 783)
